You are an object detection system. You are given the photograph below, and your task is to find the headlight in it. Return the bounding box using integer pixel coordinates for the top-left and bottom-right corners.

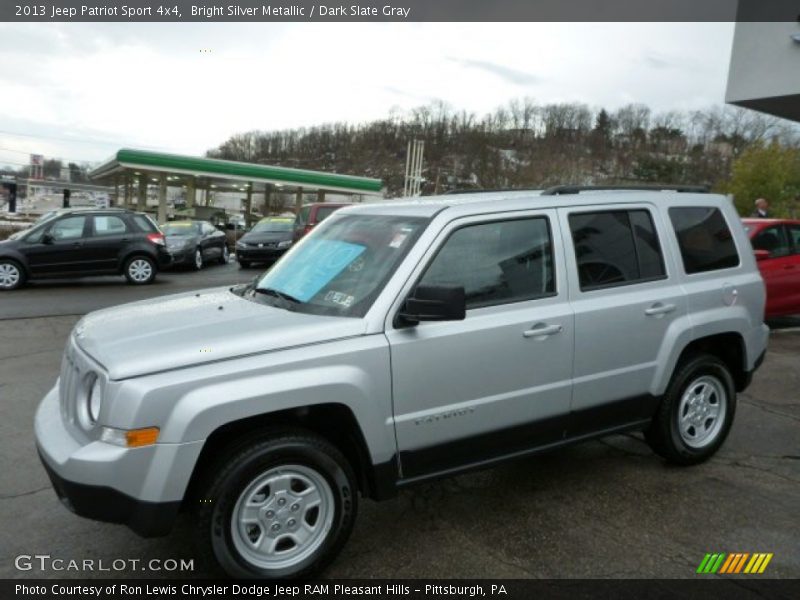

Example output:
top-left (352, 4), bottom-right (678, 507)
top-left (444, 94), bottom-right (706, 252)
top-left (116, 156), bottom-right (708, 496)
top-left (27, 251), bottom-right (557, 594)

top-left (236, 241), bottom-right (247, 248)
top-left (277, 240), bottom-right (292, 249)
top-left (78, 372), bottom-right (103, 429)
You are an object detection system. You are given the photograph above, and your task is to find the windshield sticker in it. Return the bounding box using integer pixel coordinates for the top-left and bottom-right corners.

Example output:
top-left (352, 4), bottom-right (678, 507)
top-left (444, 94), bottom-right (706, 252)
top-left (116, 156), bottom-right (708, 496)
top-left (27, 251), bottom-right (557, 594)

top-left (260, 239), bottom-right (366, 302)
top-left (389, 233), bottom-right (408, 248)
top-left (325, 290), bottom-right (355, 307)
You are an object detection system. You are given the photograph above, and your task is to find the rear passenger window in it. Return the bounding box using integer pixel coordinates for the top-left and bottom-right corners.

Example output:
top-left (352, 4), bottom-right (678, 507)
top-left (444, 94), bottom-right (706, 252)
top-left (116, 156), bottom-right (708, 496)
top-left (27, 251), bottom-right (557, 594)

top-left (93, 216), bottom-right (127, 236)
top-left (669, 207), bottom-right (739, 274)
top-left (419, 217), bottom-right (555, 309)
top-left (569, 210), bottom-right (666, 290)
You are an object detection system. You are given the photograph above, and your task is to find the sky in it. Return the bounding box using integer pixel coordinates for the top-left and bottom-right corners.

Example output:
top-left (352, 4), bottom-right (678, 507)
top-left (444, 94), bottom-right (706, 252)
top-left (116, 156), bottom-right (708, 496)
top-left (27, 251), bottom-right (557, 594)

top-left (0, 22), bottom-right (736, 170)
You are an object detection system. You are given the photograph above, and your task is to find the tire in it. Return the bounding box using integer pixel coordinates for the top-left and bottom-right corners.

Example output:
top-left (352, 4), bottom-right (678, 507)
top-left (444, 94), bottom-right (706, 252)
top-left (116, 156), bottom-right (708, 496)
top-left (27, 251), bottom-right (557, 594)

top-left (645, 353), bottom-right (736, 465)
top-left (193, 248), bottom-right (203, 271)
top-left (0, 259), bottom-right (25, 291)
top-left (194, 430), bottom-right (358, 579)
top-left (123, 255), bottom-right (157, 285)
top-left (219, 245), bottom-right (229, 265)
top-left (238, 260), bottom-right (250, 269)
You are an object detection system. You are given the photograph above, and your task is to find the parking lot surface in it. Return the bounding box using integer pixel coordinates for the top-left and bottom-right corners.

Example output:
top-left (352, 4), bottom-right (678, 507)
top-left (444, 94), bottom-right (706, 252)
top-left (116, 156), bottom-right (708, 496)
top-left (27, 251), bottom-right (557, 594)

top-left (1, 271), bottom-right (798, 578)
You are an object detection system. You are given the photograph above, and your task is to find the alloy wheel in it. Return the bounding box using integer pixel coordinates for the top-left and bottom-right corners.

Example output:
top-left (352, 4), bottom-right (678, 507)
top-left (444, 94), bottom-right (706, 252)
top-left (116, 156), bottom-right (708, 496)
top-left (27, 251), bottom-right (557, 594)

top-left (0, 263), bottom-right (21, 289)
top-left (677, 375), bottom-right (727, 449)
top-left (128, 258), bottom-right (153, 283)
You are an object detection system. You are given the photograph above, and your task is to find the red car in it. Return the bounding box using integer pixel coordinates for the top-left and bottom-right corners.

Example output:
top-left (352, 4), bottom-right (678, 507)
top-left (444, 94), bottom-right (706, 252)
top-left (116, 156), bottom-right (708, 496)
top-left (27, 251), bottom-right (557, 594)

top-left (292, 202), bottom-right (351, 242)
top-left (743, 218), bottom-right (800, 318)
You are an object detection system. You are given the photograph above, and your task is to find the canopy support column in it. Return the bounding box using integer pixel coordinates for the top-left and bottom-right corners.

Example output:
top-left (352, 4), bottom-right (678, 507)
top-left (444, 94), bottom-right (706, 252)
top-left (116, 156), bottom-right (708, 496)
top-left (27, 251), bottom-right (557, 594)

top-left (295, 187), bottom-right (303, 214)
top-left (244, 185), bottom-right (253, 228)
top-left (137, 177), bottom-right (147, 211)
top-left (157, 173), bottom-right (167, 224)
top-left (186, 177), bottom-right (196, 209)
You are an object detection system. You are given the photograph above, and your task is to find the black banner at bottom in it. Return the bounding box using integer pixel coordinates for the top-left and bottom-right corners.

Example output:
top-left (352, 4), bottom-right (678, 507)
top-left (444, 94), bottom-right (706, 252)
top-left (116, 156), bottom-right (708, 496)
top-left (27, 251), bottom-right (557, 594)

top-left (5, 579), bottom-right (800, 600)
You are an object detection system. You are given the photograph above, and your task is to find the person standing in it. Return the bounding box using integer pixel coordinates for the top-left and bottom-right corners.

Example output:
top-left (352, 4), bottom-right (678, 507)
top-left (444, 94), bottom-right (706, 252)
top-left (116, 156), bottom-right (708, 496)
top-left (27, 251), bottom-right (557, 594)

top-left (751, 198), bottom-right (770, 218)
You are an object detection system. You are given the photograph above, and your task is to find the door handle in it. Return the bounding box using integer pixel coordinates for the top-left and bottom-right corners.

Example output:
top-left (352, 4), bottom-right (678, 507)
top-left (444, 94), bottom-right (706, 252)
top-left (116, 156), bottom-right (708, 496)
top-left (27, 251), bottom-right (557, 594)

top-left (523, 323), bottom-right (563, 338)
top-left (645, 302), bottom-right (676, 316)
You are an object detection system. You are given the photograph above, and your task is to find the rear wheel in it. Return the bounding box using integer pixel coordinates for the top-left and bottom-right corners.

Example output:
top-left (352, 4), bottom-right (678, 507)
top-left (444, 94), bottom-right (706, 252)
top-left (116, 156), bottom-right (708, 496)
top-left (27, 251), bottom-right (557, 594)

top-left (645, 354), bottom-right (736, 465)
top-left (124, 255), bottom-right (157, 285)
top-left (194, 430), bottom-right (357, 579)
top-left (0, 259), bottom-right (25, 290)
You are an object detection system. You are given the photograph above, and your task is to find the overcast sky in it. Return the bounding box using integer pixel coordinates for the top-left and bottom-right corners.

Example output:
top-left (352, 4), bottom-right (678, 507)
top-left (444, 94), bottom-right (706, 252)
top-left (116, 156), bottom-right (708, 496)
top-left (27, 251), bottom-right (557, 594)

top-left (0, 22), bottom-right (735, 169)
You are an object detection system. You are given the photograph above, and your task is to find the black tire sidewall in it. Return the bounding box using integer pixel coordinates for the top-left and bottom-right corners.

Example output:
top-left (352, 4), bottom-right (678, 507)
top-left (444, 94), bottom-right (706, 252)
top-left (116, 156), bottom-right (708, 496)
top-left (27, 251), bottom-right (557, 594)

top-left (124, 255), bottom-right (156, 285)
top-left (664, 356), bottom-right (737, 463)
top-left (207, 439), bottom-right (357, 579)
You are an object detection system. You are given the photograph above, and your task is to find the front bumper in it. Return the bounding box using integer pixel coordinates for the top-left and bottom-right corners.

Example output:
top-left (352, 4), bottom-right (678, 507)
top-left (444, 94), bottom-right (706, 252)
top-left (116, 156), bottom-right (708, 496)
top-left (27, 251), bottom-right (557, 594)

top-left (236, 246), bottom-right (286, 262)
top-left (34, 383), bottom-right (203, 537)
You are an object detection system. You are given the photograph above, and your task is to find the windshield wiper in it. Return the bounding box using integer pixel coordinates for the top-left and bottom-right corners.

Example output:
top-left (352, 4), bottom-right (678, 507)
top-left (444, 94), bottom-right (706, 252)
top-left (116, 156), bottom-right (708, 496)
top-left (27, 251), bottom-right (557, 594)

top-left (252, 287), bottom-right (302, 310)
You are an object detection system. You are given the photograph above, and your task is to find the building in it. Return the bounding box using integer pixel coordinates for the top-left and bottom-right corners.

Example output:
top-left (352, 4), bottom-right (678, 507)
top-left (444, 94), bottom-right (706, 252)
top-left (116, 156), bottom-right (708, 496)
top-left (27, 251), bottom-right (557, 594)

top-left (726, 20), bottom-right (800, 122)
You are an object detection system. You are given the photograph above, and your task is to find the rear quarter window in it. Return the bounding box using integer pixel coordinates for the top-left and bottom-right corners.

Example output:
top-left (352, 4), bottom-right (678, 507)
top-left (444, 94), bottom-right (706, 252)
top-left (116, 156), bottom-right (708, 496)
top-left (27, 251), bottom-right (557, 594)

top-left (131, 214), bottom-right (158, 233)
top-left (668, 207), bottom-right (739, 274)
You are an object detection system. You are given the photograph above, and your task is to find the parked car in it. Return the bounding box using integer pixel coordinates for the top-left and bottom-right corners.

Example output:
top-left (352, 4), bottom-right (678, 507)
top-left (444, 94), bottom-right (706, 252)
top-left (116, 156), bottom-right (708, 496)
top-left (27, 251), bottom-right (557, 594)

top-left (293, 202), bottom-right (350, 242)
top-left (0, 209), bottom-right (169, 289)
top-left (743, 218), bottom-right (800, 318)
top-left (236, 216), bottom-right (295, 268)
top-left (161, 220), bottom-right (229, 270)
top-left (35, 187), bottom-right (767, 578)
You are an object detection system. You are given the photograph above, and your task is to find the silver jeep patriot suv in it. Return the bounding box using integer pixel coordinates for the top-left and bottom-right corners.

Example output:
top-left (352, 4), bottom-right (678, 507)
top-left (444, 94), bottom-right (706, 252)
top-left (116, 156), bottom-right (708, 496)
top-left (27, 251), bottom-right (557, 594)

top-left (35, 186), bottom-right (768, 578)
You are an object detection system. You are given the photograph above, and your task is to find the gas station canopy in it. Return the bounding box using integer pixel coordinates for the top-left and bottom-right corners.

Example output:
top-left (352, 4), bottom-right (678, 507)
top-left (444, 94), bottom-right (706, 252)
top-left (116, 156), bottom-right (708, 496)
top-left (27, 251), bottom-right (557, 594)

top-left (89, 148), bottom-right (384, 195)
top-left (88, 148), bottom-right (384, 224)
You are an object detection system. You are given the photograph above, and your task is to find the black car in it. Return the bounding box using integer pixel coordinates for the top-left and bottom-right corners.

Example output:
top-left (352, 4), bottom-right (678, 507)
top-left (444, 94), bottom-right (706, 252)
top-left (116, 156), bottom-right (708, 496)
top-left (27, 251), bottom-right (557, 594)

top-left (161, 220), bottom-right (229, 270)
top-left (235, 216), bottom-right (295, 268)
top-left (0, 209), bottom-right (170, 290)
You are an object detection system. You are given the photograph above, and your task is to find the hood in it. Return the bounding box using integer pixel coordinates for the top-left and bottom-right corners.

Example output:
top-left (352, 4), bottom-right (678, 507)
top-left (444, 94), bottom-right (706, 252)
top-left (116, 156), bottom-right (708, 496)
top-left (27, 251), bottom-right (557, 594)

top-left (165, 234), bottom-right (198, 244)
top-left (73, 287), bottom-right (366, 380)
top-left (240, 230), bottom-right (293, 244)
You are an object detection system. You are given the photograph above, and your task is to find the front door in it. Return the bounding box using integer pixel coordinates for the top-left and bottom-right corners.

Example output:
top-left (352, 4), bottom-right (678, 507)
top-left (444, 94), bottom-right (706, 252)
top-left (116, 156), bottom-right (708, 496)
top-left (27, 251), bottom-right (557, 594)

top-left (386, 210), bottom-right (574, 479)
top-left (23, 215), bottom-right (91, 276)
top-left (752, 224), bottom-right (797, 316)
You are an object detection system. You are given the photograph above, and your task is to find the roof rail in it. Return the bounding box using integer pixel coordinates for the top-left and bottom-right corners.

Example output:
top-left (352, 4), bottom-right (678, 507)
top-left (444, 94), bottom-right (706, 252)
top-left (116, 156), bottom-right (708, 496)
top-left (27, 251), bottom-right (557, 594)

top-left (442, 187), bottom-right (542, 195)
top-left (540, 184), bottom-right (709, 196)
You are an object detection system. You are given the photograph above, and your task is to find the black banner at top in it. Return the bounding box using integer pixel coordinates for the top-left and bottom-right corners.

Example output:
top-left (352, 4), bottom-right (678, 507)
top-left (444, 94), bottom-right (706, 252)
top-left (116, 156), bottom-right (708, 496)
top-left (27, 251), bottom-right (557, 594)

top-left (2, 0), bottom-right (800, 22)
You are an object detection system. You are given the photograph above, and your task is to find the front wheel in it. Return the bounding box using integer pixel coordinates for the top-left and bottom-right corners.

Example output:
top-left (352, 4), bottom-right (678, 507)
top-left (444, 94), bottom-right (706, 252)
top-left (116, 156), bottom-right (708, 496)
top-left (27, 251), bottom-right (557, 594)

top-left (193, 248), bottom-right (203, 271)
top-left (124, 256), bottom-right (157, 285)
top-left (195, 431), bottom-right (358, 579)
top-left (219, 245), bottom-right (230, 265)
top-left (238, 260), bottom-right (250, 269)
top-left (645, 354), bottom-right (736, 465)
top-left (0, 259), bottom-right (25, 290)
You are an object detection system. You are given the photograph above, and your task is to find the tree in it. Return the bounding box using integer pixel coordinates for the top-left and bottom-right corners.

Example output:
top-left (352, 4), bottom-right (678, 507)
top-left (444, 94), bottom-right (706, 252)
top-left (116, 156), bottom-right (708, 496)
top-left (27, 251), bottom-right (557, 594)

top-left (726, 142), bottom-right (800, 217)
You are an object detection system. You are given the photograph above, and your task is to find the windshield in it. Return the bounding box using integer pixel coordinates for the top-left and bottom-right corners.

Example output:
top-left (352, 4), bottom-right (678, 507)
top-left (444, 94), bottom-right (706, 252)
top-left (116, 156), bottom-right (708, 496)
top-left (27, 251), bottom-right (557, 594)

top-left (251, 214), bottom-right (428, 317)
top-left (162, 222), bottom-right (200, 236)
top-left (252, 218), bottom-right (294, 233)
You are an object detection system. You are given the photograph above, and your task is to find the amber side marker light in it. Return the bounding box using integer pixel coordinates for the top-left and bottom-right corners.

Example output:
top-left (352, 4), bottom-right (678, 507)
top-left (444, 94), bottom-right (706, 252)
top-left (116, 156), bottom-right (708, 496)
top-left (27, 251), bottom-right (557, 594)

top-left (101, 426), bottom-right (160, 447)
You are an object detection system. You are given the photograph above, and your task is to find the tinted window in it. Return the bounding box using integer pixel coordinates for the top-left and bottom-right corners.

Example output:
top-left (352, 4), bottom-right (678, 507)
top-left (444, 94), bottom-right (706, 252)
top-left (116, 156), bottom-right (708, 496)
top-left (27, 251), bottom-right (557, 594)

top-left (315, 206), bottom-right (338, 223)
top-left (50, 216), bottom-right (86, 240)
top-left (419, 217), bottom-right (554, 309)
top-left (669, 207), bottom-right (739, 274)
top-left (788, 225), bottom-right (800, 253)
top-left (569, 210), bottom-right (666, 290)
top-left (752, 225), bottom-right (790, 258)
top-left (296, 206), bottom-right (311, 227)
top-left (93, 215), bottom-right (128, 236)
top-left (131, 214), bottom-right (157, 233)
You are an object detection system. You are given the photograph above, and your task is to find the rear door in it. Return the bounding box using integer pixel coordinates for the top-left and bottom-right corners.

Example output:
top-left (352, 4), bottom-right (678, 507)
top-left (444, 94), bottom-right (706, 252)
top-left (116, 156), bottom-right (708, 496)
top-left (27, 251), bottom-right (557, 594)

top-left (82, 214), bottom-right (133, 273)
top-left (782, 223), bottom-right (800, 313)
top-left (387, 209), bottom-right (575, 478)
top-left (558, 204), bottom-right (688, 434)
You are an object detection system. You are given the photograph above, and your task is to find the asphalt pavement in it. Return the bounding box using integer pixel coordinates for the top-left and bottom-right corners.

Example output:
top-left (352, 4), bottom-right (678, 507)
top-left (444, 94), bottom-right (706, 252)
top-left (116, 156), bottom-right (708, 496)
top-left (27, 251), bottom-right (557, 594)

top-left (0, 268), bottom-right (798, 579)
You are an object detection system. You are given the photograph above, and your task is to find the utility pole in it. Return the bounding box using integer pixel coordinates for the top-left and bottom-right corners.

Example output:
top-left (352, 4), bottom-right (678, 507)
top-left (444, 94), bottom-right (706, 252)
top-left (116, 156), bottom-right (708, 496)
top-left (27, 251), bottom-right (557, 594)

top-left (403, 139), bottom-right (425, 197)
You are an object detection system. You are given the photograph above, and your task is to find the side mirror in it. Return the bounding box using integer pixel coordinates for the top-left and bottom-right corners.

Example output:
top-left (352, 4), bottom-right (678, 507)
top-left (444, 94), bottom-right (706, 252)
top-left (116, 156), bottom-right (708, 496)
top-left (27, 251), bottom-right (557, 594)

top-left (754, 249), bottom-right (770, 262)
top-left (399, 285), bottom-right (466, 325)
top-left (42, 232), bottom-right (54, 244)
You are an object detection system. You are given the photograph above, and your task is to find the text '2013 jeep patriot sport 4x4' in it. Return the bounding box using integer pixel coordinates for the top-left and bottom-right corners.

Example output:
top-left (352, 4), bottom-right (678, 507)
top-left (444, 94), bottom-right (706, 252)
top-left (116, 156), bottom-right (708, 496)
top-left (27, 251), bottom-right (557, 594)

top-left (35, 187), bottom-right (768, 578)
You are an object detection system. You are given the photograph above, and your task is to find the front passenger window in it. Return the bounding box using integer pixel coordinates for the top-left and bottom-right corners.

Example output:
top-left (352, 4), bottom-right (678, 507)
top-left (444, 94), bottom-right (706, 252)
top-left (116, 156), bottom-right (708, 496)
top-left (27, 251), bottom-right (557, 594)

top-left (418, 217), bottom-right (555, 310)
top-left (50, 216), bottom-right (86, 241)
top-left (752, 226), bottom-right (790, 258)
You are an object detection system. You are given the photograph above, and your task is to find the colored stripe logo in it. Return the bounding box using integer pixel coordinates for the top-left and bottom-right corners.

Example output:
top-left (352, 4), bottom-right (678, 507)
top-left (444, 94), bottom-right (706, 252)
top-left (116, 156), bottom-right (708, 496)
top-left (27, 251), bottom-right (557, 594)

top-left (697, 553), bottom-right (773, 574)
